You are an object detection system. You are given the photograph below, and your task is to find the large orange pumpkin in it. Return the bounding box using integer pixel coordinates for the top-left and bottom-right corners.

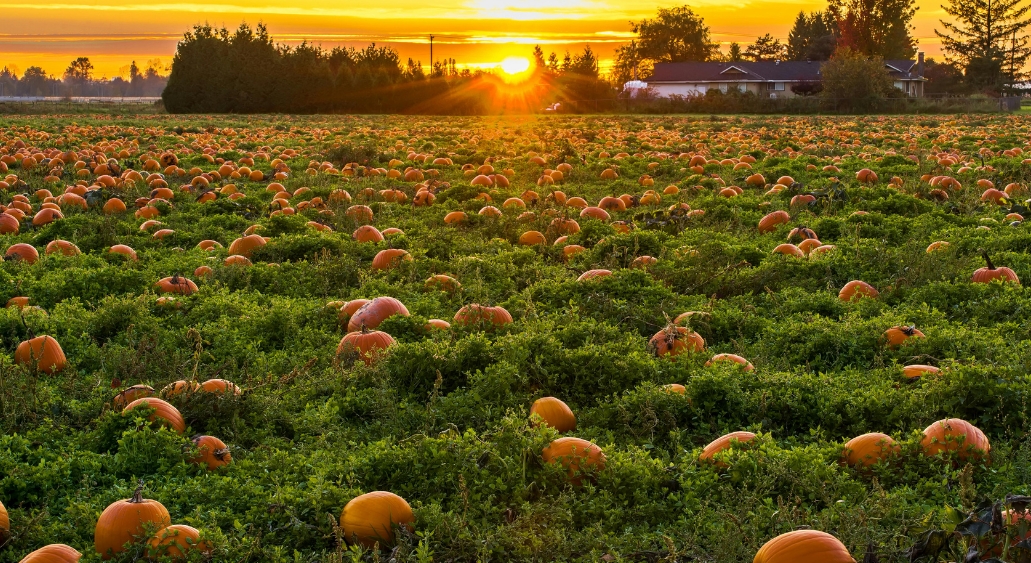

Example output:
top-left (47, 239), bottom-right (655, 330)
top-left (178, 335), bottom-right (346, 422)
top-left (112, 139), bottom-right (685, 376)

top-left (337, 327), bottom-right (396, 365)
top-left (758, 210), bottom-right (790, 233)
top-left (122, 398), bottom-right (186, 434)
top-left (339, 491), bottom-right (415, 548)
top-left (189, 435), bottom-right (232, 470)
top-left (112, 385), bottom-right (155, 410)
top-left (753, 530), bottom-right (855, 563)
top-left (530, 397), bottom-right (576, 432)
top-left (147, 524), bottom-right (212, 560)
top-left (45, 240), bottom-right (80, 256)
top-left (542, 437), bottom-right (606, 485)
top-left (353, 225), bottom-right (384, 243)
top-left (5, 243), bottom-right (39, 264)
top-left (920, 418), bottom-right (990, 461)
top-left (841, 432), bottom-right (900, 467)
top-left (0, 499), bottom-right (7, 543)
top-left (15, 335), bottom-right (67, 373)
top-left (347, 296), bottom-right (410, 332)
top-left (338, 299), bottom-right (372, 326)
top-left (95, 482), bottom-right (172, 559)
top-left (18, 544), bottom-right (82, 563)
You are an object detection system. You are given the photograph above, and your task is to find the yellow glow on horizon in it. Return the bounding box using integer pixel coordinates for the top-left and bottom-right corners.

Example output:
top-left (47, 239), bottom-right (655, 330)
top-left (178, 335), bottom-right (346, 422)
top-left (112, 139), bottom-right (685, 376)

top-left (500, 56), bottom-right (530, 75)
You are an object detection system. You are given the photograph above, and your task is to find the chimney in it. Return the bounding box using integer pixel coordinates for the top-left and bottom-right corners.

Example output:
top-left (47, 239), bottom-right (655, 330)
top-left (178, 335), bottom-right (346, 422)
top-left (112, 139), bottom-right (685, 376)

top-left (917, 52), bottom-right (924, 76)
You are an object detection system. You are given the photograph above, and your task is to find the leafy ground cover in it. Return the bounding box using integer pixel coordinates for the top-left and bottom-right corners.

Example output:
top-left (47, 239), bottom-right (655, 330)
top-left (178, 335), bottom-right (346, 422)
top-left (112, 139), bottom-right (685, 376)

top-left (1, 113), bottom-right (1031, 562)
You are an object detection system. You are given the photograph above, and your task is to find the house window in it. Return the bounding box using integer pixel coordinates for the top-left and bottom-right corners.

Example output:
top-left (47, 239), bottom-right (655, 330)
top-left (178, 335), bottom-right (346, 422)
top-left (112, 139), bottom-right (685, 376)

top-left (775, 82), bottom-right (785, 91)
top-left (719, 83), bottom-right (728, 92)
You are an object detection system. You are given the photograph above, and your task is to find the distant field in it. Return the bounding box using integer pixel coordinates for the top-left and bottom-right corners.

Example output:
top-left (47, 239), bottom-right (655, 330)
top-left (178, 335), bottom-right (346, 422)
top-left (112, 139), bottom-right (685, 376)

top-left (1, 114), bottom-right (1030, 562)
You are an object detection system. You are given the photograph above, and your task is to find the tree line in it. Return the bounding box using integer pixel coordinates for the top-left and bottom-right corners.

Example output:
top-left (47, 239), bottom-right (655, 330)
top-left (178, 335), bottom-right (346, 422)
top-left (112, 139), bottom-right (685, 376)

top-left (0, 59), bottom-right (167, 98)
top-left (610, 0), bottom-right (1031, 96)
top-left (161, 23), bottom-right (612, 114)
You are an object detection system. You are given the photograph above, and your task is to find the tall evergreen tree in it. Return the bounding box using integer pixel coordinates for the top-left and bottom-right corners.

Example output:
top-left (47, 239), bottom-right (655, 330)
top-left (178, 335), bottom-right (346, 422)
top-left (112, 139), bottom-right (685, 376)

top-left (787, 11), bottom-right (838, 60)
top-left (744, 34), bottom-right (788, 61)
top-left (936, 0), bottom-right (1031, 92)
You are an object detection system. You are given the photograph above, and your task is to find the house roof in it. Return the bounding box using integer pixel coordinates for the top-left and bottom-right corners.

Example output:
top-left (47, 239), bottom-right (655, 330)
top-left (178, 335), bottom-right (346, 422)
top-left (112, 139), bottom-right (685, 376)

top-left (645, 59), bottom-right (922, 83)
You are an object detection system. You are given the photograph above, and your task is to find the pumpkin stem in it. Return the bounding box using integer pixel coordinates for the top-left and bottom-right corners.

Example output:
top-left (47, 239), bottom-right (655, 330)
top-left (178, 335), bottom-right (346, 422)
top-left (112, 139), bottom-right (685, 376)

top-left (982, 250), bottom-right (996, 271)
top-left (213, 448), bottom-right (230, 461)
top-left (360, 322), bottom-right (369, 334)
top-left (130, 479), bottom-right (145, 503)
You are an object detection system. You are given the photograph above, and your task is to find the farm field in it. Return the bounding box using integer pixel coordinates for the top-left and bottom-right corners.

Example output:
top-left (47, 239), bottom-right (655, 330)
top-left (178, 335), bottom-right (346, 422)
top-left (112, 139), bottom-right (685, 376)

top-left (1, 113), bottom-right (1031, 563)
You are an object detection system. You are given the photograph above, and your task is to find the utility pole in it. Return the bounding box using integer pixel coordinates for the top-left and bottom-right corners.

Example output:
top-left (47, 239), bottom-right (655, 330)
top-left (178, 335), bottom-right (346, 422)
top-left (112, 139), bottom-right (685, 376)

top-left (430, 35), bottom-right (435, 73)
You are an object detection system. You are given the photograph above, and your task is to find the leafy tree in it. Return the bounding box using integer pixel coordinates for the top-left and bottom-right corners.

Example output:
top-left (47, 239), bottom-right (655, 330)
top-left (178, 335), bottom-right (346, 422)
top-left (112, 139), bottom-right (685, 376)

top-left (21, 66), bottom-right (51, 96)
top-left (567, 46), bottom-right (599, 77)
top-left (64, 57), bottom-right (93, 84)
top-left (820, 47), bottom-right (896, 110)
top-left (744, 34), bottom-right (788, 61)
top-left (923, 57), bottom-right (969, 95)
top-left (547, 52), bottom-right (560, 73)
top-left (610, 41), bottom-right (650, 84)
top-left (828, 0), bottom-right (917, 59)
top-left (787, 11), bottom-right (838, 60)
top-left (936, 0), bottom-right (1031, 93)
top-left (630, 6), bottom-right (718, 62)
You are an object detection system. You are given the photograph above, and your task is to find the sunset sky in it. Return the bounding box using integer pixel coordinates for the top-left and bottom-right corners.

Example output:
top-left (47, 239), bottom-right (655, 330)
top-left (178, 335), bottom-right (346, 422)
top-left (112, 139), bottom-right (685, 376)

top-left (2, 0), bottom-right (949, 80)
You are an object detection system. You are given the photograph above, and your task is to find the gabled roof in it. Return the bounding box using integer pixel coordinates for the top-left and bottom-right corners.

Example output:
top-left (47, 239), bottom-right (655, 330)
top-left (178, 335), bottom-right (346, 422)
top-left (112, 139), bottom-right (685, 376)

top-left (645, 59), bottom-right (923, 83)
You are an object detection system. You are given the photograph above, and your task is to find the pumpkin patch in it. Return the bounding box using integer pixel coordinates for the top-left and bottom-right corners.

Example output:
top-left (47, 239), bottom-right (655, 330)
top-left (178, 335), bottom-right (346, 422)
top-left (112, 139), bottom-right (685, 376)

top-left (1, 114), bottom-right (1030, 562)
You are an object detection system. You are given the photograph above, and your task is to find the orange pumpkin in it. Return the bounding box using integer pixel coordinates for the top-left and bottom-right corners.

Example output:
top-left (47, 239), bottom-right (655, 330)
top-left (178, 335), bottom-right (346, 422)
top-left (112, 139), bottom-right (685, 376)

top-left (577, 269), bottom-right (612, 282)
top-left (200, 378), bottom-right (241, 395)
top-left (838, 280), bottom-right (878, 301)
top-left (347, 296), bottom-right (410, 332)
top-left (15, 335), bottom-right (67, 373)
top-left (227, 234), bottom-right (266, 258)
top-left (882, 326), bottom-right (925, 348)
top-left (972, 252), bottom-right (1020, 285)
top-left (337, 327), bottom-right (396, 365)
top-left (94, 482), bottom-right (172, 559)
top-left (147, 524), bottom-right (212, 560)
top-left (705, 353), bottom-right (754, 372)
top-left (0, 499), bottom-right (7, 543)
top-left (5, 243), bottom-right (39, 264)
top-left (155, 276), bottom-right (198, 296)
top-left (45, 240), bottom-right (80, 256)
top-left (453, 304), bottom-right (513, 328)
top-left (920, 418), bottom-right (990, 461)
top-left (841, 432), bottom-right (900, 467)
top-left (758, 210), bottom-right (790, 233)
top-left (338, 299), bottom-right (372, 326)
top-left (18, 544), bottom-right (82, 563)
top-left (122, 398), bottom-right (186, 434)
top-left (518, 231), bottom-right (547, 245)
top-left (339, 491), bottom-right (415, 549)
top-left (542, 437), bottom-right (606, 485)
top-left (108, 244), bottom-right (138, 261)
top-left (700, 431), bottom-right (756, 465)
top-left (530, 397), bottom-right (576, 432)
top-left (903, 364), bottom-right (940, 379)
top-left (112, 384), bottom-right (155, 410)
top-left (353, 225), bottom-right (384, 243)
top-left (754, 530), bottom-right (854, 563)
top-left (649, 326), bottom-right (704, 358)
top-left (772, 243), bottom-right (804, 258)
top-left (189, 435), bottom-right (232, 470)
top-left (425, 274), bottom-right (461, 293)
top-left (371, 249), bottom-right (411, 271)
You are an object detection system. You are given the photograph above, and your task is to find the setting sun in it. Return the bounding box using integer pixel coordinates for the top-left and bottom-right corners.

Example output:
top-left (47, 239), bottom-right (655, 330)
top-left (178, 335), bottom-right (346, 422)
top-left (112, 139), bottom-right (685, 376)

top-left (500, 56), bottom-right (531, 75)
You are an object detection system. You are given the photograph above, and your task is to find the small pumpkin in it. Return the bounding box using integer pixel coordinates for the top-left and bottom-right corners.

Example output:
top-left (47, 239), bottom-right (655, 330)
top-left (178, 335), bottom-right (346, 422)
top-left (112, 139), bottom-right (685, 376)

top-left (648, 325), bottom-right (704, 358)
top-left (758, 210), bottom-right (790, 233)
top-left (353, 225), bottom-right (384, 243)
top-left (542, 437), bottom-right (606, 485)
top-left (226, 234), bottom-right (266, 257)
top-left (577, 269), bottom-right (612, 282)
top-left (154, 275), bottom-right (198, 296)
top-left (15, 335), bottom-right (67, 373)
top-left (112, 385), bottom-right (156, 410)
top-left (972, 251), bottom-right (1019, 284)
top-left (530, 397), bottom-right (576, 432)
top-left (882, 326), bottom-right (925, 348)
top-left (94, 482), bottom-right (172, 559)
top-left (453, 304), bottom-right (513, 328)
top-left (199, 378), bottom-right (241, 395)
top-left (424, 274), bottom-right (461, 293)
top-left (903, 364), bottom-right (940, 379)
top-left (841, 432), bottom-right (900, 467)
top-left (700, 431), bottom-right (756, 465)
top-left (147, 524), bottom-right (212, 560)
top-left (338, 326), bottom-right (396, 365)
top-left (753, 530), bottom-right (855, 563)
top-left (189, 435), bottom-right (232, 470)
top-left (339, 491), bottom-right (415, 549)
top-left (371, 248), bottom-right (411, 271)
top-left (122, 398), bottom-right (186, 434)
top-left (705, 353), bottom-right (754, 372)
top-left (838, 280), bottom-right (878, 301)
top-left (5, 243), bottom-right (39, 264)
